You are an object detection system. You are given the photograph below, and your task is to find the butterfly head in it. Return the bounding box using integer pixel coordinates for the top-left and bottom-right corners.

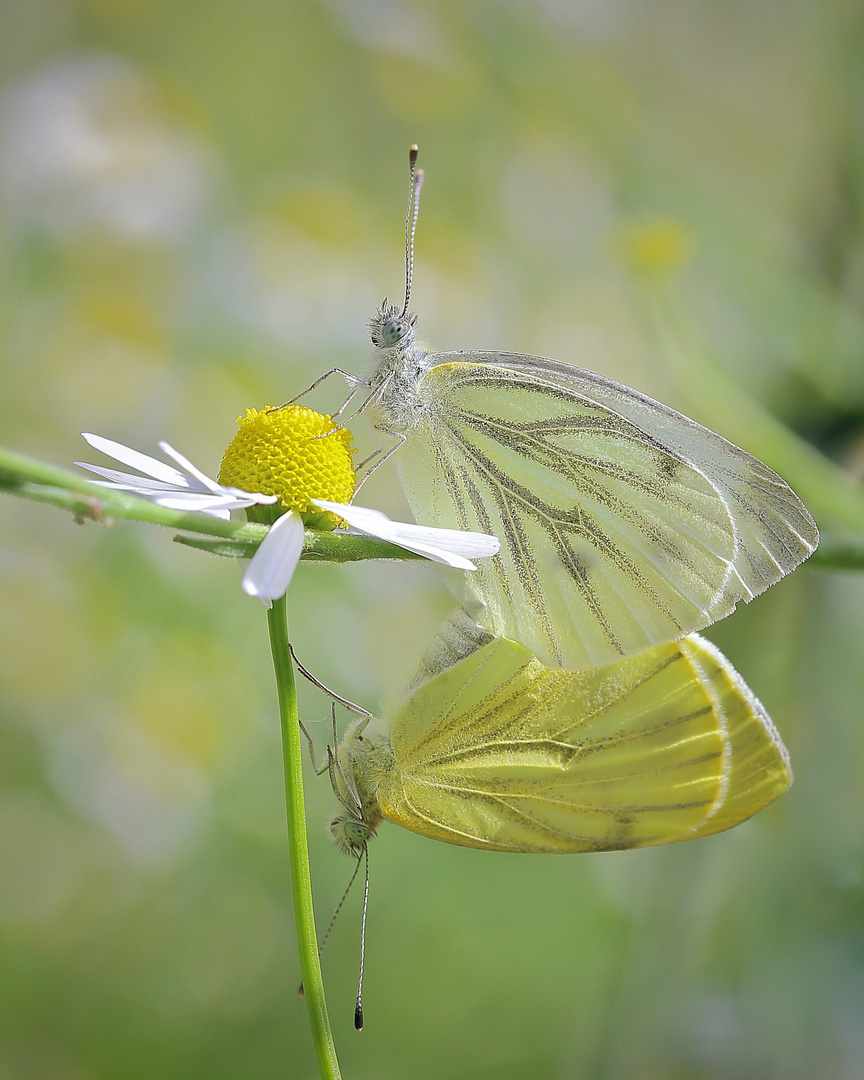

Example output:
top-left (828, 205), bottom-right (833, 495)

top-left (369, 301), bottom-right (418, 352)
top-left (329, 810), bottom-right (376, 857)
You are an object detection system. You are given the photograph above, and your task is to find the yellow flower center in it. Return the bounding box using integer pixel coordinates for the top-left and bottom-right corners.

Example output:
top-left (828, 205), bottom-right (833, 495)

top-left (218, 405), bottom-right (356, 528)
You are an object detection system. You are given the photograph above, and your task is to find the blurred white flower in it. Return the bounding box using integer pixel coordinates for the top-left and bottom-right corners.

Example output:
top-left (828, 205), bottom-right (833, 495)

top-left (321, 0), bottom-right (455, 65)
top-left (0, 54), bottom-right (215, 241)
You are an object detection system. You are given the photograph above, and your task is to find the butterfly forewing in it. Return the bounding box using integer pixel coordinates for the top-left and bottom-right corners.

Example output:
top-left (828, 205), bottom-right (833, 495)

top-left (389, 353), bottom-right (818, 669)
top-left (375, 636), bottom-right (765, 854)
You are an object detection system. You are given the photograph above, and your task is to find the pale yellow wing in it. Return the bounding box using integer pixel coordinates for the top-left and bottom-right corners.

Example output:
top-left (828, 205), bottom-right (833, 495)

top-left (372, 628), bottom-right (790, 853)
top-left (391, 355), bottom-right (818, 669)
top-left (680, 636), bottom-right (791, 838)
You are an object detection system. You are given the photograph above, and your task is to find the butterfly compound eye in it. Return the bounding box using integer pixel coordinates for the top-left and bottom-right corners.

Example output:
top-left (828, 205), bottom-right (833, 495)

top-left (382, 318), bottom-right (408, 346)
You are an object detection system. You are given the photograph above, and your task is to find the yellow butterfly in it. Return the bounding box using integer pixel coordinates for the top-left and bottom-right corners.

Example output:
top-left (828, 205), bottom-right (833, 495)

top-left (328, 613), bottom-right (791, 857)
top-left (354, 148), bottom-right (819, 669)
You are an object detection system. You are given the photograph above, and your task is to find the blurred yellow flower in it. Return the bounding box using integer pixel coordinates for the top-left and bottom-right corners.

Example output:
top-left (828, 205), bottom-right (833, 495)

top-left (610, 218), bottom-right (694, 278)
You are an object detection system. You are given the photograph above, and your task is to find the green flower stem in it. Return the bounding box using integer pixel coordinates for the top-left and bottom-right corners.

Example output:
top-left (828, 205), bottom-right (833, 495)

top-left (0, 446), bottom-right (424, 563)
top-left (267, 594), bottom-right (341, 1080)
top-left (0, 446), bottom-right (267, 538)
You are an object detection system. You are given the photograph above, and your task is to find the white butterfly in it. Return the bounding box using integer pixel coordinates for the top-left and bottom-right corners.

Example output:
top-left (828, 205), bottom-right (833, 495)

top-left (317, 148), bottom-right (819, 669)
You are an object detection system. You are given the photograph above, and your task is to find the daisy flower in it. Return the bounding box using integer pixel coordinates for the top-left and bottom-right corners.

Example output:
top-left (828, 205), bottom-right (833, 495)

top-left (78, 405), bottom-right (500, 607)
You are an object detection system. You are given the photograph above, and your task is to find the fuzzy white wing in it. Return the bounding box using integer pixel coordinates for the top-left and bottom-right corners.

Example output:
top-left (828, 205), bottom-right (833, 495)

top-left (389, 353), bottom-right (817, 668)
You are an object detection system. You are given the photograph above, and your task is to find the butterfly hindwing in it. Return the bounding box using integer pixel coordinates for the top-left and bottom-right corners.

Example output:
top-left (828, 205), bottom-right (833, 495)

top-left (679, 636), bottom-right (791, 837)
top-left (369, 627), bottom-right (790, 854)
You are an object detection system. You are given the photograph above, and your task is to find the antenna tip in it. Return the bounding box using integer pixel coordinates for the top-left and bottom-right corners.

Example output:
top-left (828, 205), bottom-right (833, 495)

top-left (409, 144), bottom-right (419, 164)
top-left (297, 983), bottom-right (305, 997)
top-left (354, 1002), bottom-right (364, 1031)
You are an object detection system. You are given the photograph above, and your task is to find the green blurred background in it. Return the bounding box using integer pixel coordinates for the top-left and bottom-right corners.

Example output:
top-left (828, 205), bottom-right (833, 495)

top-left (1, 1), bottom-right (863, 1077)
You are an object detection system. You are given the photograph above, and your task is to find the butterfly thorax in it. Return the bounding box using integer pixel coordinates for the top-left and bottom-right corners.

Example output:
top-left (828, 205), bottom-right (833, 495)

top-left (329, 717), bottom-right (393, 855)
top-left (367, 302), bottom-right (434, 431)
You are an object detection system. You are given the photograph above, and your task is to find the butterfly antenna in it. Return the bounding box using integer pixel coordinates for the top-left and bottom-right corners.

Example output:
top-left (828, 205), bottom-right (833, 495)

top-left (297, 854), bottom-right (364, 996)
top-left (321, 854), bottom-right (363, 955)
top-left (401, 144), bottom-right (424, 318)
top-left (354, 845), bottom-right (370, 1031)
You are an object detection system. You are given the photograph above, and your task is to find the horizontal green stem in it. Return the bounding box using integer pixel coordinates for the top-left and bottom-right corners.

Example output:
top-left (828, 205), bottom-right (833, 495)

top-left (2, 438), bottom-right (862, 570)
top-left (174, 530), bottom-right (426, 563)
top-left (0, 446), bottom-right (268, 536)
top-left (0, 445), bottom-right (424, 564)
top-left (809, 534), bottom-right (864, 571)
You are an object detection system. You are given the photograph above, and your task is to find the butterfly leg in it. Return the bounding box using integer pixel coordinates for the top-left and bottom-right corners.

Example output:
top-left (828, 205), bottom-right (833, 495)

top-left (326, 711), bottom-right (365, 817)
top-left (331, 377), bottom-right (372, 420)
top-left (289, 645), bottom-right (369, 814)
top-left (307, 372), bottom-right (391, 445)
top-left (300, 701), bottom-right (364, 818)
top-left (352, 429), bottom-right (407, 495)
top-left (289, 643), bottom-right (370, 718)
top-left (271, 368), bottom-right (370, 416)
top-left (298, 717), bottom-right (331, 776)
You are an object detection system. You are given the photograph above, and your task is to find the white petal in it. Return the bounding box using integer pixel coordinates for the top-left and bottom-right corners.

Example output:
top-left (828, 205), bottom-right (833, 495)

top-left (79, 435), bottom-right (278, 511)
top-left (379, 537), bottom-right (477, 569)
top-left (148, 494), bottom-right (237, 517)
top-left (149, 492), bottom-right (266, 512)
top-left (81, 433), bottom-right (191, 487)
top-left (382, 521), bottom-right (501, 560)
top-left (75, 463), bottom-right (190, 491)
top-left (158, 441), bottom-right (222, 494)
top-left (312, 500), bottom-right (500, 570)
top-left (219, 487), bottom-right (278, 504)
top-left (242, 511), bottom-right (305, 604)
